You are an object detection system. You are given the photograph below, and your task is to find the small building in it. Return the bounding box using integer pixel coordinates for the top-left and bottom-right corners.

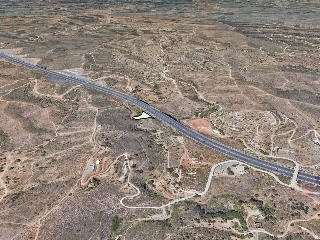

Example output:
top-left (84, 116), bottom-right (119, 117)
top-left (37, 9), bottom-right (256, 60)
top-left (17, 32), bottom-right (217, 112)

top-left (254, 222), bottom-right (262, 228)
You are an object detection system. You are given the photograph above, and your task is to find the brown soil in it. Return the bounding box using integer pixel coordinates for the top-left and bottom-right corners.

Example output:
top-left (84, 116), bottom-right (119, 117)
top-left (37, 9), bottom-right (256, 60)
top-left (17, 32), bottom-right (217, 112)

top-left (187, 118), bottom-right (213, 136)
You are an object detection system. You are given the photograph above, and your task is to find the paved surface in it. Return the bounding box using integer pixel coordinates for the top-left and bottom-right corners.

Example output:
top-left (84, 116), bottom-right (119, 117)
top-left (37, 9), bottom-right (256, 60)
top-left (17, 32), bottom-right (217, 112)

top-left (1, 52), bottom-right (320, 186)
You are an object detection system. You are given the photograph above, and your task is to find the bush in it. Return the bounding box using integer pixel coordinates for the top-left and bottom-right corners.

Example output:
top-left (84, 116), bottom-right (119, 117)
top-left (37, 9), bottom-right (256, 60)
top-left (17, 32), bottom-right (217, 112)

top-left (111, 215), bottom-right (121, 233)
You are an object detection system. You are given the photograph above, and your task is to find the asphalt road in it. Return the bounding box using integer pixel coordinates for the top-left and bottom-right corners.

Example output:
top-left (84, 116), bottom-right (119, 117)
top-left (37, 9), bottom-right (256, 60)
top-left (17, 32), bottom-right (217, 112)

top-left (1, 52), bottom-right (320, 186)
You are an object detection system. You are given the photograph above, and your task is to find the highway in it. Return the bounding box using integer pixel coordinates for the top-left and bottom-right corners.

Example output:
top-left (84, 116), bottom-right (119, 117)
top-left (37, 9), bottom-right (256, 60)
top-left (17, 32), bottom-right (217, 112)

top-left (1, 52), bottom-right (320, 186)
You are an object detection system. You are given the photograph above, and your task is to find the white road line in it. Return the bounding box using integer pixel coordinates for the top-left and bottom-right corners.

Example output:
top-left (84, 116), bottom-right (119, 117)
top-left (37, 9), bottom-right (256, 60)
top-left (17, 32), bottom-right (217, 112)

top-left (1, 52), bottom-right (319, 186)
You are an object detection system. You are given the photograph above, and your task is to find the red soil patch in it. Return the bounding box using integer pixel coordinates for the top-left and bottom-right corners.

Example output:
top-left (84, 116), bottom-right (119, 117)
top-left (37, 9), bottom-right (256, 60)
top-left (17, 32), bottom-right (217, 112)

top-left (187, 118), bottom-right (213, 136)
top-left (299, 181), bottom-right (320, 193)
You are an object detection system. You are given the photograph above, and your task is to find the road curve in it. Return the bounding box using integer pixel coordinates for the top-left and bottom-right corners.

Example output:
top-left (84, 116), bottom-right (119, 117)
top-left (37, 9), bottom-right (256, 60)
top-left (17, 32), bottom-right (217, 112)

top-left (1, 52), bottom-right (320, 186)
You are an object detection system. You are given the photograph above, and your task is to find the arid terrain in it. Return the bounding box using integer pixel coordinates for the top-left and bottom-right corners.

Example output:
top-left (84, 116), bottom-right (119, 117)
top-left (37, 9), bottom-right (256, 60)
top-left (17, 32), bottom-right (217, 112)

top-left (0, 1), bottom-right (320, 239)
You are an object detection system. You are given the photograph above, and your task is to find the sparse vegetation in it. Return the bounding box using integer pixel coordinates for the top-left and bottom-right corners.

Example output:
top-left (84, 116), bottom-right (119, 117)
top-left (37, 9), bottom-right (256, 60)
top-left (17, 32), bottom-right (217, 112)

top-left (250, 198), bottom-right (276, 221)
top-left (194, 105), bottom-right (220, 118)
top-left (153, 83), bottom-right (161, 95)
top-left (0, 2), bottom-right (318, 239)
top-left (86, 177), bottom-right (101, 191)
top-left (291, 201), bottom-right (309, 214)
top-left (10, 192), bottom-right (22, 203)
top-left (204, 196), bottom-right (248, 230)
top-left (0, 129), bottom-right (9, 145)
top-left (111, 215), bottom-right (121, 233)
